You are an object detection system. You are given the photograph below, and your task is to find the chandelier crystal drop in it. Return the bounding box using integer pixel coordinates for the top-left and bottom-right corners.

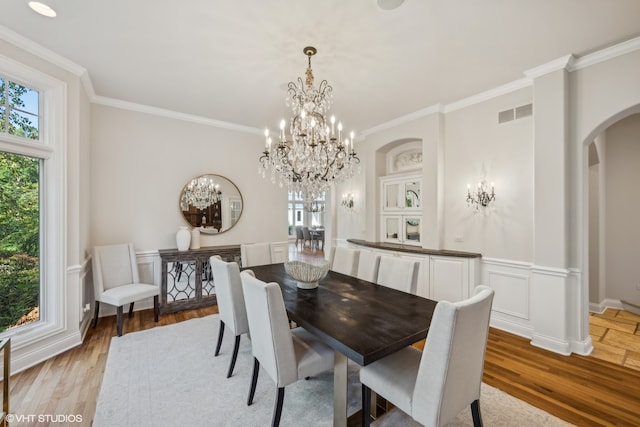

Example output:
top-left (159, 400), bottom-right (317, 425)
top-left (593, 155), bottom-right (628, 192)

top-left (259, 46), bottom-right (360, 201)
top-left (184, 176), bottom-right (222, 210)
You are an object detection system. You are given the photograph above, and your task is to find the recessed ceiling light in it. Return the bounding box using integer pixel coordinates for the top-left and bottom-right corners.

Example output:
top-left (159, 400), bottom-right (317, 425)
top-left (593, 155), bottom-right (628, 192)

top-left (377, 0), bottom-right (405, 11)
top-left (28, 2), bottom-right (57, 18)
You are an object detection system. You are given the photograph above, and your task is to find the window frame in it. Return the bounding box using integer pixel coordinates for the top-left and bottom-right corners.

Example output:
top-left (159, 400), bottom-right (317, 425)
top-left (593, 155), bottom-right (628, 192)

top-left (0, 54), bottom-right (67, 347)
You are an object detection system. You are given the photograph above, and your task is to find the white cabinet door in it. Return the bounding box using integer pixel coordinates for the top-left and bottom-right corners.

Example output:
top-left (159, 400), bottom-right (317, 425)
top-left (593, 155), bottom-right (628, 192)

top-left (430, 256), bottom-right (469, 302)
top-left (381, 216), bottom-right (402, 243)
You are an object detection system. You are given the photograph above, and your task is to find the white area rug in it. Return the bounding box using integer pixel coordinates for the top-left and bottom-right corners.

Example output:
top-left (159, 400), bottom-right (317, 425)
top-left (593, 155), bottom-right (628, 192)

top-left (94, 315), bottom-right (574, 427)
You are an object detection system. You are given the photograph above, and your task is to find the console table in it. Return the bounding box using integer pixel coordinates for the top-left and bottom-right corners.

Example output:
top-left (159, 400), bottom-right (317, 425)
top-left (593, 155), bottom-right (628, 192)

top-left (158, 245), bottom-right (241, 314)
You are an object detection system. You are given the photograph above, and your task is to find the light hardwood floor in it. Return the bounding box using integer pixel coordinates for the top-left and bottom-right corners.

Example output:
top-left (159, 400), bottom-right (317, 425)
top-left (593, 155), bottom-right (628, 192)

top-left (589, 308), bottom-right (640, 371)
top-left (2, 245), bottom-right (640, 426)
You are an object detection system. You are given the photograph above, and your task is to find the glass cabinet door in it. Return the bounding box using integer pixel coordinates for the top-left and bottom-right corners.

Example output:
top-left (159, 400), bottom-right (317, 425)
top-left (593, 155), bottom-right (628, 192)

top-left (404, 181), bottom-right (421, 209)
top-left (403, 217), bottom-right (421, 245)
top-left (382, 216), bottom-right (402, 243)
top-left (383, 182), bottom-right (400, 210)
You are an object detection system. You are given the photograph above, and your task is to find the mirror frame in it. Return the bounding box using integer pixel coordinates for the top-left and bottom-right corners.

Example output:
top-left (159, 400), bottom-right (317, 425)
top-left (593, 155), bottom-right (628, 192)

top-left (179, 174), bottom-right (243, 234)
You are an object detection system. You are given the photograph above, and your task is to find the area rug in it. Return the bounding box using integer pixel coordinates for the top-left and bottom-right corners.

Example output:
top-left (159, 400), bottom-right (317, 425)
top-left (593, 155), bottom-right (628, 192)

top-left (94, 315), bottom-right (574, 427)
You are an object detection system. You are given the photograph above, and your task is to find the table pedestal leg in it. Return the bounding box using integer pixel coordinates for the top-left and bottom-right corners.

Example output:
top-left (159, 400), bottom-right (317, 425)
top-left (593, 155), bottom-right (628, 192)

top-left (333, 351), bottom-right (348, 427)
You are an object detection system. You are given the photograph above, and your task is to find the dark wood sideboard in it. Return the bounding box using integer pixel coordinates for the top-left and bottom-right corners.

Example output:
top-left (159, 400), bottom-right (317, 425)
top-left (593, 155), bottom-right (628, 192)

top-left (158, 245), bottom-right (241, 314)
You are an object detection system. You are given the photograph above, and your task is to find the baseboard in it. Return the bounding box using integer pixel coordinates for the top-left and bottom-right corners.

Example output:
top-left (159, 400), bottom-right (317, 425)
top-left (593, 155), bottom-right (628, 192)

top-left (10, 330), bottom-right (82, 375)
top-left (490, 317), bottom-right (533, 340)
top-left (531, 332), bottom-right (571, 356)
top-left (589, 298), bottom-right (623, 313)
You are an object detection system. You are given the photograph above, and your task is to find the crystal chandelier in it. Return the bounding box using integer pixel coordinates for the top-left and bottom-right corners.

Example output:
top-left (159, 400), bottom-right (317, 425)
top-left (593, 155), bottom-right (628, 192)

top-left (184, 176), bottom-right (222, 210)
top-left (259, 46), bottom-right (360, 201)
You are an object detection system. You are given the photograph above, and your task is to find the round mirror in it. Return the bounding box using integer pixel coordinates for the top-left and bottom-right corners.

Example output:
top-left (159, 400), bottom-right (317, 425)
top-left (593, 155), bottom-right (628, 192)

top-left (179, 174), bottom-right (243, 234)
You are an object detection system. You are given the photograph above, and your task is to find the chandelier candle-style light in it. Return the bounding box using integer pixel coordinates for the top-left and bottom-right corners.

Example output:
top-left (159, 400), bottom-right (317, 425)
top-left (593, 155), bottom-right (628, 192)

top-left (184, 176), bottom-right (222, 210)
top-left (259, 46), bottom-right (360, 201)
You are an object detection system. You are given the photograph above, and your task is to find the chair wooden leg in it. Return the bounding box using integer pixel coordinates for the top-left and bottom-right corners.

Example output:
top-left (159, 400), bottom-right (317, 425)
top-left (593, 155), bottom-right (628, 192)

top-left (471, 399), bottom-right (483, 427)
top-left (215, 320), bottom-right (225, 356)
top-left (153, 295), bottom-right (159, 322)
top-left (227, 335), bottom-right (241, 378)
top-left (247, 357), bottom-right (259, 406)
top-left (116, 306), bottom-right (123, 337)
top-left (92, 301), bottom-right (100, 328)
top-left (128, 302), bottom-right (134, 318)
top-left (362, 384), bottom-right (371, 427)
top-left (272, 387), bottom-right (285, 427)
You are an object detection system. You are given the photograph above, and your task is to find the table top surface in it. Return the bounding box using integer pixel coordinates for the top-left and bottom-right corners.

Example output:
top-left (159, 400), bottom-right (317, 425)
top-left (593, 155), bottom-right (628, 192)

top-left (247, 263), bottom-right (438, 366)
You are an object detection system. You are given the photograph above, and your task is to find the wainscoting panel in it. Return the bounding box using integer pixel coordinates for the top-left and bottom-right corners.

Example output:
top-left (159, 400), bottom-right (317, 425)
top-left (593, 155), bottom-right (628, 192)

top-left (480, 258), bottom-right (533, 338)
top-left (487, 270), bottom-right (530, 319)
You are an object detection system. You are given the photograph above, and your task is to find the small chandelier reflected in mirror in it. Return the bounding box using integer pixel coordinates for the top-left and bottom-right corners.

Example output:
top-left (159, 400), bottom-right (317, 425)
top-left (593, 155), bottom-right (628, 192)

top-left (466, 181), bottom-right (495, 211)
top-left (259, 46), bottom-right (360, 202)
top-left (184, 176), bottom-right (222, 210)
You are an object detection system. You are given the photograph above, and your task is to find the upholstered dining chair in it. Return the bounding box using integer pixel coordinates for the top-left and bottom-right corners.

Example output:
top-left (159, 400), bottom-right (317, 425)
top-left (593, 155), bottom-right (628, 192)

top-left (329, 246), bottom-right (360, 277)
top-left (360, 286), bottom-right (495, 427)
top-left (92, 243), bottom-right (159, 336)
top-left (301, 226), bottom-right (318, 249)
top-left (240, 242), bottom-right (273, 267)
top-left (376, 256), bottom-right (419, 294)
top-left (295, 226), bottom-right (304, 249)
top-left (240, 271), bottom-right (335, 427)
top-left (210, 256), bottom-right (252, 378)
top-left (356, 250), bottom-right (381, 283)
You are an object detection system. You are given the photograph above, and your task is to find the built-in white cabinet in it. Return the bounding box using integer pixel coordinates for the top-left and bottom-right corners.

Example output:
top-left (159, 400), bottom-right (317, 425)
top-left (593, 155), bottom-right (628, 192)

top-left (381, 215), bottom-right (422, 245)
top-left (430, 256), bottom-right (471, 302)
top-left (381, 175), bottom-right (422, 212)
top-left (380, 174), bottom-right (422, 246)
top-left (347, 240), bottom-right (479, 302)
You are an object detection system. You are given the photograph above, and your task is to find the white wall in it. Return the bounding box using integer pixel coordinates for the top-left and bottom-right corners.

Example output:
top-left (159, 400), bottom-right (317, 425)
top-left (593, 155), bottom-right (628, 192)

top-left (90, 105), bottom-right (289, 251)
top-left (444, 88), bottom-right (533, 261)
top-left (604, 113), bottom-right (640, 303)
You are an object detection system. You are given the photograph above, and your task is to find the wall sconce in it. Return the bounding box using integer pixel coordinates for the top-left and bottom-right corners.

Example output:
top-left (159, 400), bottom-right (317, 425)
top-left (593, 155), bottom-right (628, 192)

top-left (341, 193), bottom-right (355, 210)
top-left (466, 181), bottom-right (495, 210)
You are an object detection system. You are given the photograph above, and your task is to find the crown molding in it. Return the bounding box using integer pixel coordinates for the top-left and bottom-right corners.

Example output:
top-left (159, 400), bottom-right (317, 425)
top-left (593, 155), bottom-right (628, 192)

top-left (444, 78), bottom-right (532, 113)
top-left (93, 96), bottom-right (262, 135)
top-left (524, 54), bottom-right (575, 79)
top-left (568, 35), bottom-right (640, 72)
top-left (0, 25), bottom-right (96, 100)
top-left (361, 104), bottom-right (444, 137)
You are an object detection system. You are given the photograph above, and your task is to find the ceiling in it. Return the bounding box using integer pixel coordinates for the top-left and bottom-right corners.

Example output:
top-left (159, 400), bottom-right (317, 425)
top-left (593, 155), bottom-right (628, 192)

top-left (1, 0), bottom-right (639, 135)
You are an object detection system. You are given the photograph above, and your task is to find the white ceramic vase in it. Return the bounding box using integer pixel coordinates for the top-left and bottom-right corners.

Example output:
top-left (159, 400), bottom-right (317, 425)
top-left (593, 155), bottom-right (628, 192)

top-left (176, 226), bottom-right (191, 251)
top-left (190, 228), bottom-right (201, 250)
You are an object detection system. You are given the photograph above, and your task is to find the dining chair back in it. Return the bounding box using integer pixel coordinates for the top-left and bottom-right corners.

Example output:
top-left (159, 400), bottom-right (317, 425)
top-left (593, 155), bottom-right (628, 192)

top-left (240, 271), bottom-right (334, 427)
top-left (376, 256), bottom-right (419, 293)
top-left (301, 227), bottom-right (317, 249)
top-left (295, 226), bottom-right (304, 249)
top-left (240, 242), bottom-right (273, 267)
top-left (360, 286), bottom-right (495, 427)
top-left (92, 243), bottom-right (159, 336)
top-left (210, 256), bottom-right (250, 377)
top-left (329, 246), bottom-right (360, 277)
top-left (356, 250), bottom-right (381, 283)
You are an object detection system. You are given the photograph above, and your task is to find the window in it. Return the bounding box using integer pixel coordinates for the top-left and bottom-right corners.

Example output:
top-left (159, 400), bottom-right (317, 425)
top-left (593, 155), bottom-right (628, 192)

top-left (0, 58), bottom-right (66, 346)
top-left (0, 79), bottom-right (40, 140)
top-left (0, 77), bottom-right (41, 332)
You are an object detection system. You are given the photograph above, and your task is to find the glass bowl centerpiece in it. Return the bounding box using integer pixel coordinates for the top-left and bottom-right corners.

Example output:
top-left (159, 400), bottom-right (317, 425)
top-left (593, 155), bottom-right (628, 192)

top-left (284, 260), bottom-right (329, 289)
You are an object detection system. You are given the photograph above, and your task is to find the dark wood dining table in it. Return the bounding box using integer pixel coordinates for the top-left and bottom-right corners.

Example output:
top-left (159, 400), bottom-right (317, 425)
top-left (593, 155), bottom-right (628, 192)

top-left (247, 263), bottom-right (438, 427)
